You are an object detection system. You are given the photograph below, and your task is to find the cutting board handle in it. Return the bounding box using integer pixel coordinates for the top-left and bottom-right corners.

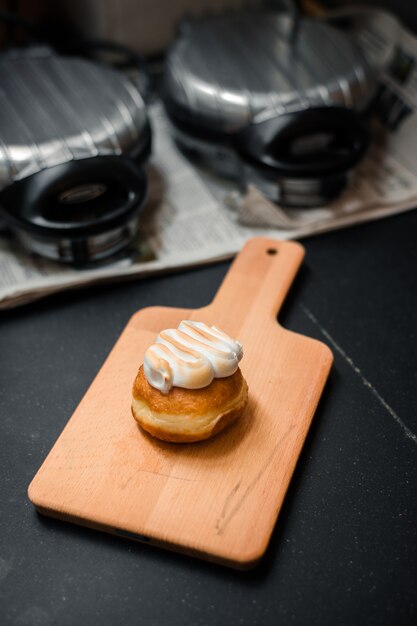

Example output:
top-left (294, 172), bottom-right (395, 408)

top-left (206, 238), bottom-right (305, 324)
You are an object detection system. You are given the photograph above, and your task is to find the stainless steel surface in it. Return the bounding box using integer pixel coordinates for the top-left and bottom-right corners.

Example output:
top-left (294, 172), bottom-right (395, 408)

top-left (169, 122), bottom-right (242, 179)
top-left (170, 121), bottom-right (348, 207)
top-left (164, 11), bottom-right (375, 133)
top-left (240, 161), bottom-right (347, 207)
top-left (0, 48), bottom-right (149, 191)
top-left (163, 10), bottom-right (375, 207)
top-left (15, 214), bottom-right (140, 263)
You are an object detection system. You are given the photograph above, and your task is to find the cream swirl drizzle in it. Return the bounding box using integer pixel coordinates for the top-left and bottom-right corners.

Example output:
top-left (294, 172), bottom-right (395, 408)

top-left (143, 320), bottom-right (243, 393)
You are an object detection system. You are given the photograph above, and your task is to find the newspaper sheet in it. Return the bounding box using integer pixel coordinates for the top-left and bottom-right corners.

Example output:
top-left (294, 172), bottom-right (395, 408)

top-left (0, 7), bottom-right (417, 309)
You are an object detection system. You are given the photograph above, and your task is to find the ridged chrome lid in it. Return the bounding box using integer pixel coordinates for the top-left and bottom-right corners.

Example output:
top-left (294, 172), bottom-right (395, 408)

top-left (164, 11), bottom-right (374, 134)
top-left (0, 48), bottom-right (150, 191)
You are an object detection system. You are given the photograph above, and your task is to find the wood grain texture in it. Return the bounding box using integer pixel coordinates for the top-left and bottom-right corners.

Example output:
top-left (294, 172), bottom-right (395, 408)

top-left (28, 238), bottom-right (333, 569)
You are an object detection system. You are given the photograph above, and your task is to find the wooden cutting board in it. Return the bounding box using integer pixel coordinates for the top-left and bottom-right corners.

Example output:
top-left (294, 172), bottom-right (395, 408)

top-left (28, 238), bottom-right (333, 569)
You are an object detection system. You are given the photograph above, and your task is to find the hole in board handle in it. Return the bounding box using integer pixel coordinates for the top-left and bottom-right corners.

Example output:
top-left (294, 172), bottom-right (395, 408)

top-left (267, 248), bottom-right (278, 255)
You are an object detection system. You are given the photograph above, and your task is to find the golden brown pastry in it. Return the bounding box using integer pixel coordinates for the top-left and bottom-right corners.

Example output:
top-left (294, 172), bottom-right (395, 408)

top-left (131, 320), bottom-right (248, 443)
top-left (132, 365), bottom-right (248, 443)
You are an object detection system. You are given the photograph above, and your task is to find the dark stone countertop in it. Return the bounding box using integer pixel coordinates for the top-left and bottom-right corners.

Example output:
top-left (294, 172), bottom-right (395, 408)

top-left (1, 209), bottom-right (416, 626)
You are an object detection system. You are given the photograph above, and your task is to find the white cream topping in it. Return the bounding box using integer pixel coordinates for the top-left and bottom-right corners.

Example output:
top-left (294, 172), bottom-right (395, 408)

top-left (143, 320), bottom-right (243, 393)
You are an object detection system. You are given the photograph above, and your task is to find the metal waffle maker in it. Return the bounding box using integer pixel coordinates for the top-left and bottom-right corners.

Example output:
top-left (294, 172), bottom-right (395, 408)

top-left (0, 47), bottom-right (151, 264)
top-left (163, 9), bottom-right (375, 208)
